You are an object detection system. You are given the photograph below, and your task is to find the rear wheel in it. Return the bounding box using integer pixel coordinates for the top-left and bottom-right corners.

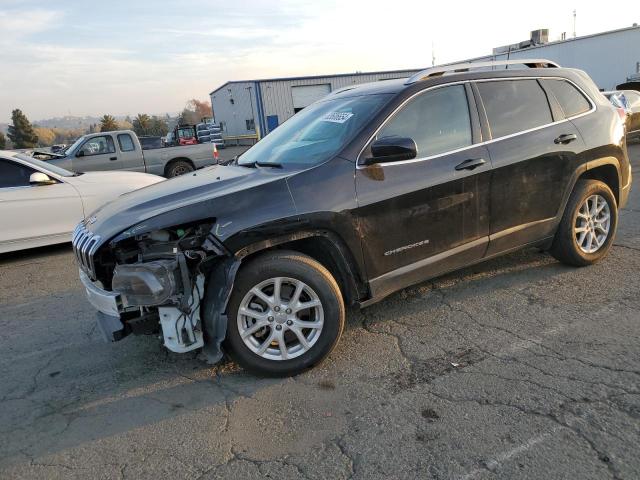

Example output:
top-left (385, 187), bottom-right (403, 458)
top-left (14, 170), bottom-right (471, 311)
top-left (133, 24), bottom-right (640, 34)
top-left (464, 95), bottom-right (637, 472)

top-left (166, 160), bottom-right (194, 178)
top-left (224, 251), bottom-right (345, 377)
top-left (550, 179), bottom-right (617, 266)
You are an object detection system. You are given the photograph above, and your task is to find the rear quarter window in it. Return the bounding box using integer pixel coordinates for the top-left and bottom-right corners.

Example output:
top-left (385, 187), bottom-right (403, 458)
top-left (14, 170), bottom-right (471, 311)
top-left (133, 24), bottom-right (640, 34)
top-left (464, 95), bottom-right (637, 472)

top-left (542, 79), bottom-right (592, 118)
top-left (477, 79), bottom-right (553, 139)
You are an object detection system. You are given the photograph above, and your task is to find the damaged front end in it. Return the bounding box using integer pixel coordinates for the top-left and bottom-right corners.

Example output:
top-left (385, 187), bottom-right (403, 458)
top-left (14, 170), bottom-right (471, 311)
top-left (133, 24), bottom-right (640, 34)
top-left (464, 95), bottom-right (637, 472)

top-left (74, 220), bottom-right (238, 362)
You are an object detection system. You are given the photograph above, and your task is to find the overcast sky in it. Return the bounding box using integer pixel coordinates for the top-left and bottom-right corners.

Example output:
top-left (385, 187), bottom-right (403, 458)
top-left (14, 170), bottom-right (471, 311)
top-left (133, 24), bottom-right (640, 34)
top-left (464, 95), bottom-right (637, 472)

top-left (1, 0), bottom-right (639, 123)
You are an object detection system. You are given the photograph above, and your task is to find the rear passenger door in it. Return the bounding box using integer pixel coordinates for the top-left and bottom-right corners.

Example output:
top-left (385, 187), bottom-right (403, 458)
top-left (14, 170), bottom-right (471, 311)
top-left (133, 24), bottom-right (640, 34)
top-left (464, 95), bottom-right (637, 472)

top-left (474, 78), bottom-right (588, 256)
top-left (116, 133), bottom-right (145, 172)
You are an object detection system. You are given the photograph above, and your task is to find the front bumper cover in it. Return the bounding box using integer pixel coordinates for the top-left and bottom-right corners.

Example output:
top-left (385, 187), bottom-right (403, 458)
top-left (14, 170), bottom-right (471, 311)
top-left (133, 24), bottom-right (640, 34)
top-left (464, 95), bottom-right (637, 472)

top-left (79, 269), bottom-right (126, 342)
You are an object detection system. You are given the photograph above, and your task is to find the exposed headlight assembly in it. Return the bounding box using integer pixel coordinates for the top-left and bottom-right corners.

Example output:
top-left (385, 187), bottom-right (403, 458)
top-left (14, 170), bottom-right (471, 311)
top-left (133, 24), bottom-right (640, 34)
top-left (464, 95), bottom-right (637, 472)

top-left (112, 260), bottom-right (179, 307)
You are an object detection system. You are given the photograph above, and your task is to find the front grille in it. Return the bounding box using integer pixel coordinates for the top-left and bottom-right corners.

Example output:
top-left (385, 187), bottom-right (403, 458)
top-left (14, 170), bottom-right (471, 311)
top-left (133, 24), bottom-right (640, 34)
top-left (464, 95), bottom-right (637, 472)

top-left (72, 222), bottom-right (102, 280)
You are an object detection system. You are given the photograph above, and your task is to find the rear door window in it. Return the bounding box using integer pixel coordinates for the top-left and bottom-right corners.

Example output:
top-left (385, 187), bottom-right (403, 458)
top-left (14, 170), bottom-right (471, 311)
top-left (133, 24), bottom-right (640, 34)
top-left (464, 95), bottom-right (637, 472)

top-left (117, 134), bottom-right (135, 152)
top-left (542, 79), bottom-right (591, 118)
top-left (378, 85), bottom-right (472, 158)
top-left (476, 80), bottom-right (553, 139)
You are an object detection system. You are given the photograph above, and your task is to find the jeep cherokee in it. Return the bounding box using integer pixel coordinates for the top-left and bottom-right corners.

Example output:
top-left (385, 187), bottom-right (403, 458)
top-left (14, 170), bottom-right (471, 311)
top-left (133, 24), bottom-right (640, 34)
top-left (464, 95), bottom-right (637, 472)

top-left (74, 59), bottom-right (631, 376)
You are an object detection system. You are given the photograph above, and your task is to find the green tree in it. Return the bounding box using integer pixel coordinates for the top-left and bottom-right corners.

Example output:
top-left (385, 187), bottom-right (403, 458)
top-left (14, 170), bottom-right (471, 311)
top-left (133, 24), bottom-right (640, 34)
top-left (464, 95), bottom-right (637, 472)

top-left (7, 109), bottom-right (39, 148)
top-left (132, 113), bottom-right (151, 136)
top-left (149, 116), bottom-right (169, 136)
top-left (0, 132), bottom-right (6, 149)
top-left (100, 115), bottom-right (119, 132)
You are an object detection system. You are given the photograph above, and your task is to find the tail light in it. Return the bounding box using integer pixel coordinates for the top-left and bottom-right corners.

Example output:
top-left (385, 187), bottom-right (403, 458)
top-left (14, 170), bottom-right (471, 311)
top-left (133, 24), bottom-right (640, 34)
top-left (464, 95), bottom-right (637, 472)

top-left (213, 144), bottom-right (219, 161)
top-left (616, 107), bottom-right (627, 122)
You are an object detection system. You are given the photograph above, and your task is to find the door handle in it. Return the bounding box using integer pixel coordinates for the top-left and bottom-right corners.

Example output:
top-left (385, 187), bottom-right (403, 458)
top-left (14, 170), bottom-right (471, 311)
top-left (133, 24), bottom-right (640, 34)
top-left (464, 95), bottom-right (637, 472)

top-left (554, 133), bottom-right (577, 144)
top-left (455, 158), bottom-right (486, 171)
top-left (109, 156), bottom-right (118, 161)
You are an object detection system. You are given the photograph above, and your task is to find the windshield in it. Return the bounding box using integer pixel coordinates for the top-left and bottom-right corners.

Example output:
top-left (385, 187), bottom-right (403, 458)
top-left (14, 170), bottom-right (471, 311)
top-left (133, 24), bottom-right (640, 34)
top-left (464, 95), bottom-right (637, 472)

top-left (64, 136), bottom-right (85, 156)
top-left (238, 93), bottom-right (391, 167)
top-left (15, 153), bottom-right (75, 177)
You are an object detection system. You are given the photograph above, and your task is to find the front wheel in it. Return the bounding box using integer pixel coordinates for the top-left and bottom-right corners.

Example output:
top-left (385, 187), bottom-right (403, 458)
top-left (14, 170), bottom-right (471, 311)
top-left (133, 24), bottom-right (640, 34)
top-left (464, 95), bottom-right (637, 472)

top-left (550, 179), bottom-right (618, 266)
top-left (224, 251), bottom-right (345, 377)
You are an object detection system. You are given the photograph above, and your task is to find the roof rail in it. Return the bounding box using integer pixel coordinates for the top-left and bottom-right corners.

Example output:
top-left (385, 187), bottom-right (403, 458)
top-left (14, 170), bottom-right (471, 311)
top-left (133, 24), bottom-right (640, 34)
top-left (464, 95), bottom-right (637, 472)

top-left (405, 59), bottom-right (561, 84)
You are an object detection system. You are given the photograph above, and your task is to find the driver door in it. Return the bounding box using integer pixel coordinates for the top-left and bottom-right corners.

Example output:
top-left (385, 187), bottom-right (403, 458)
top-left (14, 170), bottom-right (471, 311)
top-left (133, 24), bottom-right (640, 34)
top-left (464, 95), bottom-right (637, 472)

top-left (71, 135), bottom-right (123, 171)
top-left (0, 159), bottom-right (84, 250)
top-left (354, 84), bottom-right (491, 299)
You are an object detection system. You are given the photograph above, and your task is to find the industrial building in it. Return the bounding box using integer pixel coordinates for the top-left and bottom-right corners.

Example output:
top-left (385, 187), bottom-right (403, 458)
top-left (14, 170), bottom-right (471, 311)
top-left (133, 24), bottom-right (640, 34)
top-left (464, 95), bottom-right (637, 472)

top-left (210, 25), bottom-right (640, 140)
top-left (209, 69), bottom-right (422, 138)
top-left (466, 25), bottom-right (640, 91)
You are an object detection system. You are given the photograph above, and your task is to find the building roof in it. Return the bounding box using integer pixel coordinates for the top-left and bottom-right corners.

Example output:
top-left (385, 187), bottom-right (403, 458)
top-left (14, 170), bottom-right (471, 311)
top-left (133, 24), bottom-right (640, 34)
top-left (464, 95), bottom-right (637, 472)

top-left (209, 68), bottom-right (424, 95)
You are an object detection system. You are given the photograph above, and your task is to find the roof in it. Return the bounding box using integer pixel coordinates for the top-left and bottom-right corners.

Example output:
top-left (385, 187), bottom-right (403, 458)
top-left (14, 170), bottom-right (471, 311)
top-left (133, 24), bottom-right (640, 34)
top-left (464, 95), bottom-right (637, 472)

top-left (209, 68), bottom-right (424, 95)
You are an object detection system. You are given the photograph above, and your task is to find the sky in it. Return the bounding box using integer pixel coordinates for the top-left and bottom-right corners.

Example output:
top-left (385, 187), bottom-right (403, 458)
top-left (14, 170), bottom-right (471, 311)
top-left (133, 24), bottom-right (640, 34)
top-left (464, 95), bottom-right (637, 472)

top-left (1, 0), bottom-right (639, 123)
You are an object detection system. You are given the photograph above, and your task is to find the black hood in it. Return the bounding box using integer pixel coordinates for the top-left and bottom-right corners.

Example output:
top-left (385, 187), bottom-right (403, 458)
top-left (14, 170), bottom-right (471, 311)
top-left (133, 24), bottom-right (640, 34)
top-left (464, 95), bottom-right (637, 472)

top-left (87, 164), bottom-right (298, 246)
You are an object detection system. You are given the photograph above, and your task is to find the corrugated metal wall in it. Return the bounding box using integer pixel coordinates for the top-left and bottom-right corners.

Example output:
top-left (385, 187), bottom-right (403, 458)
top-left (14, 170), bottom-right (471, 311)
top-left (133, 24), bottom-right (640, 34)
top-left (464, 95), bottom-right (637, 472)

top-left (258, 70), bottom-right (420, 133)
top-left (473, 27), bottom-right (640, 91)
top-left (210, 81), bottom-right (258, 137)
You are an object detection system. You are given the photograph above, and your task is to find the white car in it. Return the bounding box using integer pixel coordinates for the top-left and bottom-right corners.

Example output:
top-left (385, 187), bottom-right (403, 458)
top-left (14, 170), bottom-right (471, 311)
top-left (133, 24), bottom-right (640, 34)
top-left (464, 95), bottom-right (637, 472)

top-left (0, 151), bottom-right (164, 253)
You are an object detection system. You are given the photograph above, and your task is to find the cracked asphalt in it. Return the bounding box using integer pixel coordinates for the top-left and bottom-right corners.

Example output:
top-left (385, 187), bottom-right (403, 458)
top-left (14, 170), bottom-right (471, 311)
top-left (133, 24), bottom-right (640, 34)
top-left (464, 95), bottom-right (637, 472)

top-left (1, 144), bottom-right (639, 480)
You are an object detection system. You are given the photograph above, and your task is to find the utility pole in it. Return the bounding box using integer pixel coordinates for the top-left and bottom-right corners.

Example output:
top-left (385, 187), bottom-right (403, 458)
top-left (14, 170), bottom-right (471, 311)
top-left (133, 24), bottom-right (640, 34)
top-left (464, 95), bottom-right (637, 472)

top-left (573, 9), bottom-right (577, 38)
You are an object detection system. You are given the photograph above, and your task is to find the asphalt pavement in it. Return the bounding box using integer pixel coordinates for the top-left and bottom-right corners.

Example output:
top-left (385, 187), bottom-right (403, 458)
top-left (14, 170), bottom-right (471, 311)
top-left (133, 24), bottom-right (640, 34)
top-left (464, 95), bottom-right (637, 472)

top-left (1, 144), bottom-right (639, 480)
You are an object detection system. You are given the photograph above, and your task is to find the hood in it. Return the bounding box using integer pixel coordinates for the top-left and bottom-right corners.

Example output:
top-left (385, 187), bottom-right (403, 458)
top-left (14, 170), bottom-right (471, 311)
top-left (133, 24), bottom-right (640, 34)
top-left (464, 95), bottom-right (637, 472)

top-left (70, 170), bottom-right (162, 186)
top-left (86, 164), bottom-right (295, 244)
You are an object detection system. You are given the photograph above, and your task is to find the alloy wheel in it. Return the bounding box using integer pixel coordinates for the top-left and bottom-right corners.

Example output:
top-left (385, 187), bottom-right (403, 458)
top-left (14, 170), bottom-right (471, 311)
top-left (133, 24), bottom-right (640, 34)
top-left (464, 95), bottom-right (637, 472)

top-left (574, 194), bottom-right (611, 254)
top-left (237, 277), bottom-right (324, 361)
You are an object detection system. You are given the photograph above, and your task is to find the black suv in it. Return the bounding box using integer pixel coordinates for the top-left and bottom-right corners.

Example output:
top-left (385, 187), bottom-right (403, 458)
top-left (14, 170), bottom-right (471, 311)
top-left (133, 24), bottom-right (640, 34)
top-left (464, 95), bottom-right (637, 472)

top-left (74, 59), bottom-right (631, 376)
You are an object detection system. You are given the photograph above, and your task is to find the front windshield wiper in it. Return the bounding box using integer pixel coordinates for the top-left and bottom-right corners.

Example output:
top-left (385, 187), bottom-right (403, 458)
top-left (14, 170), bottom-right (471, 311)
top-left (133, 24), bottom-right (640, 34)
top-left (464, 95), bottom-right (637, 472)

top-left (255, 161), bottom-right (282, 168)
top-left (237, 160), bottom-right (283, 169)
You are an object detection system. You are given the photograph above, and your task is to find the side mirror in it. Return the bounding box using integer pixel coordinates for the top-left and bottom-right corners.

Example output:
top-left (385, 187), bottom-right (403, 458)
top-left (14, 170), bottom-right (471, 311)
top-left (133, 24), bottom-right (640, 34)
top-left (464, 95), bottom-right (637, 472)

top-left (362, 136), bottom-right (418, 166)
top-left (76, 150), bottom-right (85, 157)
top-left (29, 172), bottom-right (56, 186)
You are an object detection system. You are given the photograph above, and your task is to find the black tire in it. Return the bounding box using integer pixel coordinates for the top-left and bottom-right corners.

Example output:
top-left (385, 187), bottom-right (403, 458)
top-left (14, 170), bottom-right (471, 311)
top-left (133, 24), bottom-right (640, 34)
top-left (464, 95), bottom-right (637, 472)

top-left (550, 179), bottom-right (618, 267)
top-left (223, 250), bottom-right (345, 377)
top-left (165, 160), bottom-right (194, 178)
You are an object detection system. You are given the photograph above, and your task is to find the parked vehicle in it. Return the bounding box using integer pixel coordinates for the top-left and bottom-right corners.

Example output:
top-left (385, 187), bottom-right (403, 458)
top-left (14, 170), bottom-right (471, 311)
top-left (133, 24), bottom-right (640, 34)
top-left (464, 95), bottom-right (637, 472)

top-left (32, 130), bottom-right (219, 178)
top-left (74, 59), bottom-right (630, 376)
top-left (621, 90), bottom-right (640, 140)
top-left (0, 151), bottom-right (163, 253)
top-left (174, 125), bottom-right (198, 146)
top-left (50, 144), bottom-right (67, 153)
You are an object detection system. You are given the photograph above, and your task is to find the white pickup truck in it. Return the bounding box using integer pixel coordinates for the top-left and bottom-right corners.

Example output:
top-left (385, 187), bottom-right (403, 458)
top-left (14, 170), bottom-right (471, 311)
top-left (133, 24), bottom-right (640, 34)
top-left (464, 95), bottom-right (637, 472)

top-left (34, 130), bottom-right (219, 177)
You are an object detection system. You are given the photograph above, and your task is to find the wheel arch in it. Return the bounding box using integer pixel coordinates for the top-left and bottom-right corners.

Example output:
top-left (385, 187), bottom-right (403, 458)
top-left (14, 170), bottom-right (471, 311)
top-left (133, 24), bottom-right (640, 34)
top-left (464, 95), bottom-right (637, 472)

top-left (233, 230), bottom-right (368, 306)
top-left (557, 157), bottom-right (622, 223)
top-left (164, 157), bottom-right (195, 177)
top-left (581, 159), bottom-right (621, 205)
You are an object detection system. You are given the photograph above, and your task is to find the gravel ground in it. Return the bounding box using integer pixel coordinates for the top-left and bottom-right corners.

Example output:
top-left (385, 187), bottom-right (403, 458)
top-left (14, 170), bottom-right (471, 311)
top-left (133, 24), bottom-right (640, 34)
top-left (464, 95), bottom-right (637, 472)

top-left (1, 145), bottom-right (639, 480)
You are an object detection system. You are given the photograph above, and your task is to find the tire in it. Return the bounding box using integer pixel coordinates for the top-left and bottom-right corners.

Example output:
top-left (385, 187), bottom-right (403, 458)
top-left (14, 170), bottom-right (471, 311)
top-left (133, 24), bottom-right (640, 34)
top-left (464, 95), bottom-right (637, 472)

top-left (166, 160), bottom-right (194, 178)
top-left (550, 179), bottom-right (618, 267)
top-left (223, 250), bottom-right (345, 377)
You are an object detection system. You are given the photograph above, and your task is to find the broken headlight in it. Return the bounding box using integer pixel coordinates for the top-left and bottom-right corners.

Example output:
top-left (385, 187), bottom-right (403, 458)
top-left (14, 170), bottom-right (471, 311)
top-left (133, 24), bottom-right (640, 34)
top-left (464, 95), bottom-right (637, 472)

top-left (112, 260), bottom-right (180, 307)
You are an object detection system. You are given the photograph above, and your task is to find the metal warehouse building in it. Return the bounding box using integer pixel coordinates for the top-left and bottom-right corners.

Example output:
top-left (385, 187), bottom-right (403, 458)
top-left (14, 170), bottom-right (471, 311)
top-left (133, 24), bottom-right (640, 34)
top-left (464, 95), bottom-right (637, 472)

top-left (464, 25), bottom-right (640, 91)
top-left (209, 69), bottom-right (422, 139)
top-left (210, 25), bottom-right (640, 140)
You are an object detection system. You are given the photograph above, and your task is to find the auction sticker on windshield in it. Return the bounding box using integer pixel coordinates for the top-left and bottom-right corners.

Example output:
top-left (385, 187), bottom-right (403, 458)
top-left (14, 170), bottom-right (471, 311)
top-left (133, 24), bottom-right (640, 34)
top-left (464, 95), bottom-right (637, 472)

top-left (321, 112), bottom-right (354, 123)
